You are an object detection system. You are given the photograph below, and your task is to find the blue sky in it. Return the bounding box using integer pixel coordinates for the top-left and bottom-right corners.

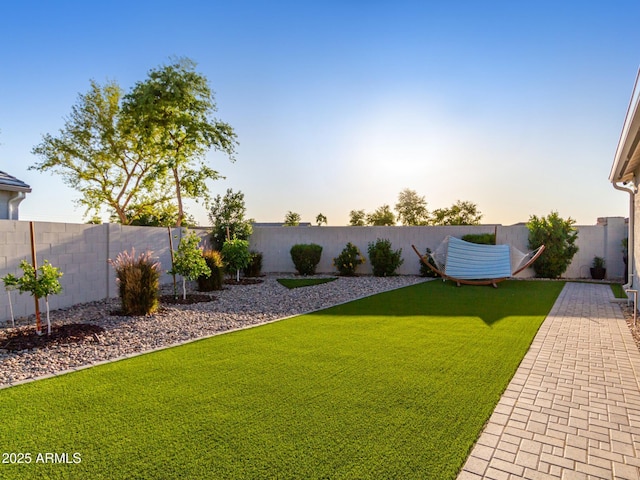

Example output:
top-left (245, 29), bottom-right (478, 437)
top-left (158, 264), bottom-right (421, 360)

top-left (1, 1), bottom-right (639, 226)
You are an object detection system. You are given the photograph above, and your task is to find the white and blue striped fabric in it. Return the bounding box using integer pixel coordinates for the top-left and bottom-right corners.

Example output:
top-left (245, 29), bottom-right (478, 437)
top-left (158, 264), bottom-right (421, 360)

top-left (444, 236), bottom-right (512, 280)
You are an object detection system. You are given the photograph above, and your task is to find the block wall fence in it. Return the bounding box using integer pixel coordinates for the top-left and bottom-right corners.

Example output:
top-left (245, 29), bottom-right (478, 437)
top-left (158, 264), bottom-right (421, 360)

top-left (0, 217), bottom-right (628, 323)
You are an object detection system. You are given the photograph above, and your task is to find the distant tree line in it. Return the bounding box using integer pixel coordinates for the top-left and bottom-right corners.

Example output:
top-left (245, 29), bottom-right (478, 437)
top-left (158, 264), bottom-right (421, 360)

top-left (348, 188), bottom-right (483, 226)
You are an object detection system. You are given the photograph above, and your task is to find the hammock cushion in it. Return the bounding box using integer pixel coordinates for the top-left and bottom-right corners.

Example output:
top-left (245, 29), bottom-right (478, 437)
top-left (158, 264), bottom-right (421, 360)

top-left (444, 236), bottom-right (512, 280)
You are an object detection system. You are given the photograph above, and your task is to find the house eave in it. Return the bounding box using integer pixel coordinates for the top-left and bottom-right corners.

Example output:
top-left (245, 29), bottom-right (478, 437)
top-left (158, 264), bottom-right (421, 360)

top-left (610, 68), bottom-right (640, 184)
top-left (1, 184), bottom-right (32, 193)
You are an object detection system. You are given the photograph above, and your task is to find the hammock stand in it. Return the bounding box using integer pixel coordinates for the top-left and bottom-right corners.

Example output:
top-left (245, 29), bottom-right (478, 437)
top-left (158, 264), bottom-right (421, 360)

top-left (411, 236), bottom-right (545, 288)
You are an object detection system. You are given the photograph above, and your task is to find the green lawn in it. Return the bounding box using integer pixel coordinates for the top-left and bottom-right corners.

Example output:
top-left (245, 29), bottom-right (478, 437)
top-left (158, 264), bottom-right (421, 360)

top-left (0, 280), bottom-right (564, 480)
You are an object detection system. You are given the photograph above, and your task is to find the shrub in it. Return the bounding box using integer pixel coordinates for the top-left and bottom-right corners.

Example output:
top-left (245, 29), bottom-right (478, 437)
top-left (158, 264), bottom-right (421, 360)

top-left (109, 249), bottom-right (161, 315)
top-left (290, 244), bottom-right (323, 275)
top-left (527, 211), bottom-right (579, 279)
top-left (462, 233), bottom-right (496, 245)
top-left (367, 238), bottom-right (404, 276)
top-left (419, 248), bottom-right (439, 277)
top-left (333, 242), bottom-right (365, 276)
top-left (243, 251), bottom-right (263, 277)
top-left (198, 250), bottom-right (225, 291)
top-left (222, 238), bottom-right (252, 282)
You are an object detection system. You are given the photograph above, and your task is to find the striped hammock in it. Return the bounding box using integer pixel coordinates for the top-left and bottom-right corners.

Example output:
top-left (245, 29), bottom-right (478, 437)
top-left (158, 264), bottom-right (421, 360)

top-left (413, 236), bottom-right (545, 286)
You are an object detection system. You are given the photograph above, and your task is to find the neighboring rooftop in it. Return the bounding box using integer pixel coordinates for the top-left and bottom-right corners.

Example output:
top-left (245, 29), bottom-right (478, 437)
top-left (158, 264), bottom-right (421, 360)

top-left (0, 171), bottom-right (31, 193)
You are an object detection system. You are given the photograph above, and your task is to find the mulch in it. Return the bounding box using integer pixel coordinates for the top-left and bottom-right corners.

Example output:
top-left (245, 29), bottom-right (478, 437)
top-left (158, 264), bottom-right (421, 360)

top-left (0, 323), bottom-right (105, 352)
top-left (0, 280), bottom-right (264, 353)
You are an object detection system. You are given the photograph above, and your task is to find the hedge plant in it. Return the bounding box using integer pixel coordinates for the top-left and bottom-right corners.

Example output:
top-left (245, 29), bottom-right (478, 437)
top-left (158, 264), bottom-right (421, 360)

top-left (290, 244), bottom-right (323, 275)
top-left (243, 251), bottom-right (263, 277)
top-left (367, 238), bottom-right (403, 276)
top-left (527, 211), bottom-right (578, 278)
top-left (461, 233), bottom-right (496, 245)
top-left (333, 242), bottom-right (365, 276)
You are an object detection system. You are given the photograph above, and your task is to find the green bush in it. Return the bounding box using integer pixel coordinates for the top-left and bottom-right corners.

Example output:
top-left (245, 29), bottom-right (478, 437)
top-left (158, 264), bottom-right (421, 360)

top-left (333, 242), bottom-right (365, 276)
top-left (290, 244), bottom-right (323, 275)
top-left (198, 250), bottom-right (225, 291)
top-left (367, 238), bottom-right (404, 277)
top-left (109, 249), bottom-right (161, 315)
top-left (527, 211), bottom-right (579, 278)
top-left (419, 248), bottom-right (439, 277)
top-left (243, 251), bottom-right (263, 277)
top-left (461, 233), bottom-right (496, 245)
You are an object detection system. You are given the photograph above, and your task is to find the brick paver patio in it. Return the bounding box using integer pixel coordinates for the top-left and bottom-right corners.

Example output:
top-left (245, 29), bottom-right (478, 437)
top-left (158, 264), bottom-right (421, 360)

top-left (457, 282), bottom-right (640, 480)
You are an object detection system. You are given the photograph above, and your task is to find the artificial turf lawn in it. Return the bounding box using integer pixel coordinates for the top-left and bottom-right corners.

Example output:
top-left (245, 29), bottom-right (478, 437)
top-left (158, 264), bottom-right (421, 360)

top-left (610, 282), bottom-right (627, 299)
top-left (0, 280), bottom-right (564, 480)
top-left (277, 277), bottom-right (337, 289)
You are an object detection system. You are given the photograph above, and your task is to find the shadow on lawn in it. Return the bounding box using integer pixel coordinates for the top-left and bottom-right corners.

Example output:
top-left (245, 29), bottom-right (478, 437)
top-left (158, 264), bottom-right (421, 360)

top-left (310, 279), bottom-right (565, 326)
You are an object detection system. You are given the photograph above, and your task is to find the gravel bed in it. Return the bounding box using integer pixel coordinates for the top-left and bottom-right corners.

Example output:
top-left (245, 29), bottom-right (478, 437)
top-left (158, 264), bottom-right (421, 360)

top-left (0, 275), bottom-right (427, 388)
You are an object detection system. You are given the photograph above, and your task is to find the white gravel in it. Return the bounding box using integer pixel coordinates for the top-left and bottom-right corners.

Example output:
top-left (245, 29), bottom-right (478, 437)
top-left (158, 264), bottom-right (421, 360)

top-left (0, 275), bottom-right (427, 388)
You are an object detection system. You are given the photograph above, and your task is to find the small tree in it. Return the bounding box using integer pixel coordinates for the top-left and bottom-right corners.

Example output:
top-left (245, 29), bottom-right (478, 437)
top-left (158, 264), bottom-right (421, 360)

top-left (527, 211), bottom-right (579, 278)
top-left (222, 238), bottom-right (251, 282)
top-left (3, 260), bottom-right (63, 335)
top-left (316, 213), bottom-right (328, 226)
top-left (1, 274), bottom-right (19, 327)
top-left (208, 189), bottom-right (254, 250)
top-left (169, 230), bottom-right (211, 299)
top-left (284, 211), bottom-right (301, 226)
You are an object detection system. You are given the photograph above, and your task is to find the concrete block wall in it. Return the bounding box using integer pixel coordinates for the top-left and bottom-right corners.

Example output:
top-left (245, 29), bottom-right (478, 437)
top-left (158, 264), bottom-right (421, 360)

top-left (0, 221), bottom-right (109, 321)
top-left (0, 218), bottom-right (629, 324)
top-left (249, 225), bottom-right (500, 275)
top-left (0, 221), bottom-right (209, 323)
top-left (250, 220), bottom-right (628, 279)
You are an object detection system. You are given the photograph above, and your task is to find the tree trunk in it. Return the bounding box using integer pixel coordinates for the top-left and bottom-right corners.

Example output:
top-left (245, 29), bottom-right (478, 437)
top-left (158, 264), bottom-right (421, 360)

top-left (173, 167), bottom-right (183, 227)
top-left (45, 296), bottom-right (51, 335)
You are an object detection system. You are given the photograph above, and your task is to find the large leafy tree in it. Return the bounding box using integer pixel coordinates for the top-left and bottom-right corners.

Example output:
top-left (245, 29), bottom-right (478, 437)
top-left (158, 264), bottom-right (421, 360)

top-left (31, 58), bottom-right (237, 226)
top-left (208, 189), bottom-right (254, 250)
top-left (349, 209), bottom-right (367, 226)
top-left (430, 200), bottom-right (482, 226)
top-left (367, 205), bottom-right (396, 226)
top-left (122, 58), bottom-right (238, 226)
top-left (395, 188), bottom-right (429, 225)
top-left (31, 81), bottom-right (172, 223)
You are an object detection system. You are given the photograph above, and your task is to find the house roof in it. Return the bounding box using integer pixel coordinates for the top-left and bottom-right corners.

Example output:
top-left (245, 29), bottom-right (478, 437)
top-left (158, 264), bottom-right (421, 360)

top-left (0, 171), bottom-right (32, 193)
top-left (610, 69), bottom-right (640, 184)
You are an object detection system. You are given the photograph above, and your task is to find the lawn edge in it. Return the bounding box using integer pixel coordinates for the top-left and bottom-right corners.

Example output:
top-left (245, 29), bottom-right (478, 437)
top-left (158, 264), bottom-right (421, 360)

top-left (0, 278), bottom-right (432, 390)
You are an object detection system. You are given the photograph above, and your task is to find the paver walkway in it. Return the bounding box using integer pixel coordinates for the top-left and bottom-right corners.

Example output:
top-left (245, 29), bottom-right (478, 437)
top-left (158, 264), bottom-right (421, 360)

top-left (457, 282), bottom-right (640, 480)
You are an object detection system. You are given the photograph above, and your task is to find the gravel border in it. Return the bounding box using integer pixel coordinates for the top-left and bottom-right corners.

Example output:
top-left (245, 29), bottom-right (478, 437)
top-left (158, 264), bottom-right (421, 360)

top-left (0, 275), bottom-right (428, 388)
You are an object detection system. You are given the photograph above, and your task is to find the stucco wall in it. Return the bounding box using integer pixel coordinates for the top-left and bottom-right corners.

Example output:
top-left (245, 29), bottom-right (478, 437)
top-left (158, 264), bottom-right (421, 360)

top-left (251, 221), bottom-right (627, 279)
top-left (0, 218), bottom-right (628, 323)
